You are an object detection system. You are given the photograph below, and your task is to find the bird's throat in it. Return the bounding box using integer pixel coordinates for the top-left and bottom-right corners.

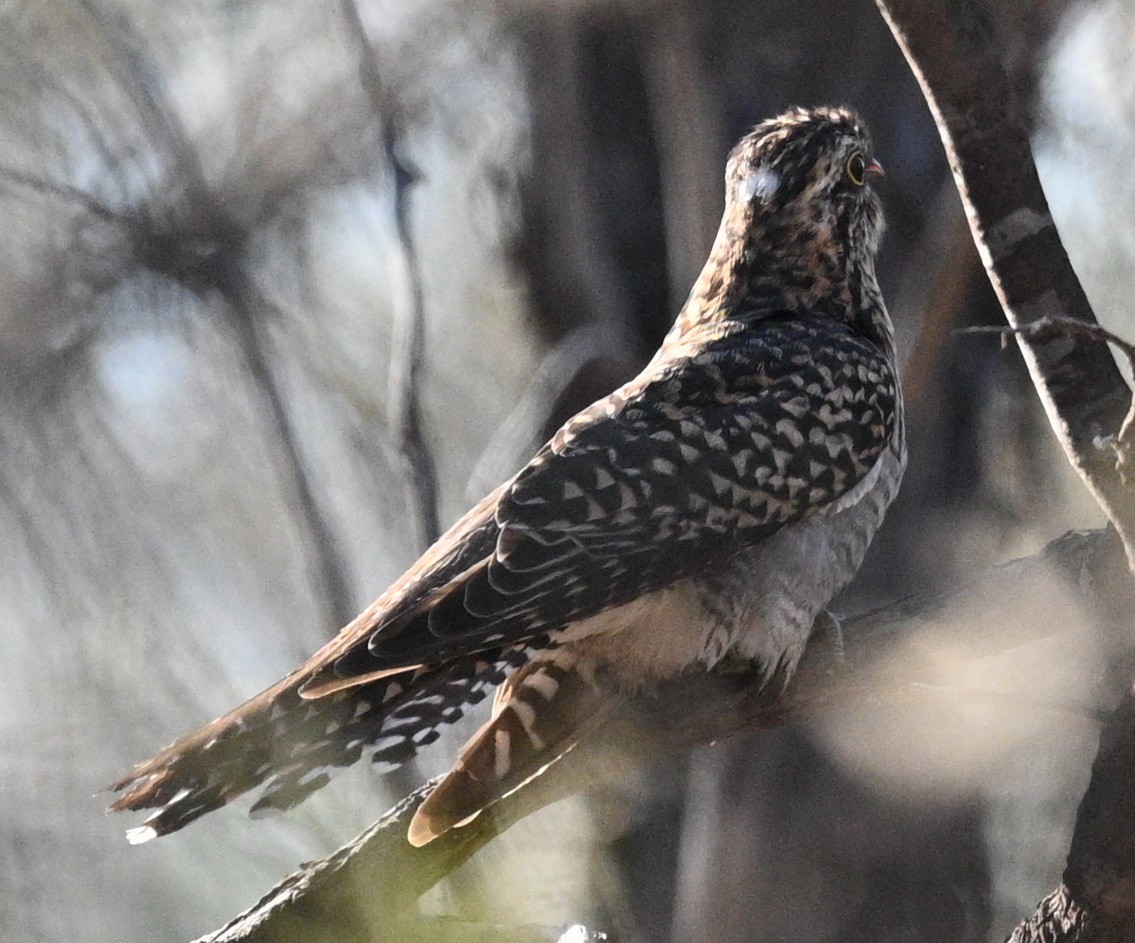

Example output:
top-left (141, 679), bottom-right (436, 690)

top-left (681, 206), bottom-right (873, 336)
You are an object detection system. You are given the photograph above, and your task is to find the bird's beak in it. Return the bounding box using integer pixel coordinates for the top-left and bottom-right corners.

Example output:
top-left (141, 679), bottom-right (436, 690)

top-left (865, 159), bottom-right (885, 180)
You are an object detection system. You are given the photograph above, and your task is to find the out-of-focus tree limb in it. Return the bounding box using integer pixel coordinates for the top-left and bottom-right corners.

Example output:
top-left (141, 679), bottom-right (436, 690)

top-left (75, 0), bottom-right (213, 212)
top-left (339, 0), bottom-right (441, 551)
top-left (223, 278), bottom-right (357, 629)
top-left (895, 178), bottom-right (978, 410)
top-left (874, 0), bottom-right (1135, 571)
top-left (198, 526), bottom-right (1130, 943)
top-left (466, 320), bottom-right (633, 500)
top-left (1006, 688), bottom-right (1135, 943)
top-left (1061, 690), bottom-right (1135, 939)
top-left (59, 0), bottom-right (360, 631)
top-left (638, 0), bottom-right (723, 312)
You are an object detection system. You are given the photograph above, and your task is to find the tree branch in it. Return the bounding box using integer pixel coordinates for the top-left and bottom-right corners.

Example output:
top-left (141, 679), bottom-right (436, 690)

top-left (895, 177), bottom-right (979, 409)
top-left (1006, 688), bottom-right (1135, 943)
top-left (873, 0), bottom-right (1135, 571)
top-left (223, 279), bottom-right (358, 630)
top-left (637, 0), bottom-right (723, 312)
top-left (465, 320), bottom-right (633, 501)
top-left (197, 526), bottom-right (1131, 943)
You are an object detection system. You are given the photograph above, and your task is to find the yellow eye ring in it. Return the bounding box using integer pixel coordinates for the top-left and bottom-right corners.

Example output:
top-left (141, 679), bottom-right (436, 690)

top-left (846, 151), bottom-right (867, 186)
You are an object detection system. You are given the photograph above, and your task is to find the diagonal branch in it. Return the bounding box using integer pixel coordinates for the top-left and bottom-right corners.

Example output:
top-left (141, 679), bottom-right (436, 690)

top-left (874, 0), bottom-right (1135, 570)
top-left (222, 279), bottom-right (357, 630)
top-left (197, 526), bottom-right (1132, 943)
top-left (465, 320), bottom-right (634, 500)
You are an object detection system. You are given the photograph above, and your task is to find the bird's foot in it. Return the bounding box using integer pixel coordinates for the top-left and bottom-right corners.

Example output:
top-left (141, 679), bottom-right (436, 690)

top-left (810, 609), bottom-right (845, 666)
top-left (712, 653), bottom-right (763, 677)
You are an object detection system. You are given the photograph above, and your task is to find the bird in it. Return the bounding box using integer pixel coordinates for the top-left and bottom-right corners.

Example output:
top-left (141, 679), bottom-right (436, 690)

top-left (108, 105), bottom-right (905, 848)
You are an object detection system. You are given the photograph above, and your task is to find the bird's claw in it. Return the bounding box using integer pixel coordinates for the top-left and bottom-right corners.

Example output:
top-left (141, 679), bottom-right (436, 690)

top-left (712, 653), bottom-right (763, 676)
top-left (810, 609), bottom-right (845, 666)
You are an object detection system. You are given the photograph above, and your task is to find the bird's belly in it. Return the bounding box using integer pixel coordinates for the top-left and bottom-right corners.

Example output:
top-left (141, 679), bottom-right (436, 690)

top-left (551, 582), bottom-right (714, 687)
top-left (695, 443), bottom-right (905, 676)
top-left (549, 445), bottom-right (904, 689)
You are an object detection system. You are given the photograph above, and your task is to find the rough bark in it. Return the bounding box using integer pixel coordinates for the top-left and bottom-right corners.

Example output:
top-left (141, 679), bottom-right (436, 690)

top-left (1006, 690), bottom-right (1135, 943)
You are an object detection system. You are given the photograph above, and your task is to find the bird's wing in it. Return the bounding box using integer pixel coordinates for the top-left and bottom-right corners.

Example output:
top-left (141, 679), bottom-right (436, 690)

top-left (304, 317), bottom-right (899, 691)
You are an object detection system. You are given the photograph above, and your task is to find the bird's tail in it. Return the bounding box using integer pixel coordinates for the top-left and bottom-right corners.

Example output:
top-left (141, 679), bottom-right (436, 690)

top-left (407, 647), bottom-right (623, 846)
top-left (107, 651), bottom-right (524, 842)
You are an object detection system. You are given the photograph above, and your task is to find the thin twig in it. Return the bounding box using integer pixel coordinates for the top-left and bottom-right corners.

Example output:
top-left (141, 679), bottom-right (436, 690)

top-left (0, 165), bottom-right (122, 224)
top-left (383, 140), bottom-right (440, 549)
top-left (958, 317), bottom-right (1135, 366)
top-left (74, 0), bottom-right (213, 215)
top-left (339, 0), bottom-right (441, 551)
top-left (959, 317), bottom-right (1135, 483)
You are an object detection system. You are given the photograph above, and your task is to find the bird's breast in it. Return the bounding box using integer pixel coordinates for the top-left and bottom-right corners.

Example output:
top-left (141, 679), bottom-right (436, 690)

top-left (539, 438), bottom-right (904, 690)
top-left (692, 439), bottom-right (906, 677)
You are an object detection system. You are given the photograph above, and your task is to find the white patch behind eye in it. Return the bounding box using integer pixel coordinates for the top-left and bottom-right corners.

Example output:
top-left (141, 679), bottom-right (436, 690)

top-left (739, 166), bottom-right (780, 204)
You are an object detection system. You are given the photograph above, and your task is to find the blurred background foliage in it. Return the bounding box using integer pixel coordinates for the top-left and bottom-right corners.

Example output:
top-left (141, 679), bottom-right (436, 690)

top-left (0, 0), bottom-right (1132, 940)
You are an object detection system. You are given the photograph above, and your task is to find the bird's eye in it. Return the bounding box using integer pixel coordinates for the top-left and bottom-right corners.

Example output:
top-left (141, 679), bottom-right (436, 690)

top-left (846, 152), bottom-right (867, 187)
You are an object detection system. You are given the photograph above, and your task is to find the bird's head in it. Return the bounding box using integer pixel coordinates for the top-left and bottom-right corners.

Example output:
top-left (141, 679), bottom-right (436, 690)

top-left (680, 106), bottom-right (890, 339)
top-left (726, 106), bottom-right (885, 264)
